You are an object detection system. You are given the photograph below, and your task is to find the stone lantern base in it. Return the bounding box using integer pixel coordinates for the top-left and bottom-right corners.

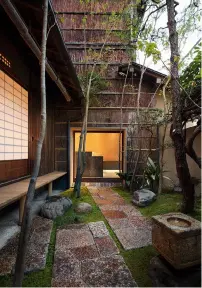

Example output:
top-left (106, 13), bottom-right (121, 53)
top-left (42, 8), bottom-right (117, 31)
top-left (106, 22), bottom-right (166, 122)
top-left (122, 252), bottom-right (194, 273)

top-left (149, 255), bottom-right (201, 287)
top-left (152, 212), bottom-right (201, 269)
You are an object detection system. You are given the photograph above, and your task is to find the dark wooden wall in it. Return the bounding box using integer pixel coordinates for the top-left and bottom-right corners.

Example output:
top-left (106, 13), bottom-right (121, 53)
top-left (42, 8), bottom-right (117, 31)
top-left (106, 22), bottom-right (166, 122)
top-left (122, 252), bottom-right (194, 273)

top-left (0, 7), bottom-right (56, 183)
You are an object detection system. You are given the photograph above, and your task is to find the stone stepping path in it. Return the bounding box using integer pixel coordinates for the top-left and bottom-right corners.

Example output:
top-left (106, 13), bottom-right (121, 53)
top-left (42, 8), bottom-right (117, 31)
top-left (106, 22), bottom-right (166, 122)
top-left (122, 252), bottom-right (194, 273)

top-left (0, 216), bottom-right (53, 275)
top-left (89, 187), bottom-right (152, 250)
top-left (52, 222), bottom-right (136, 287)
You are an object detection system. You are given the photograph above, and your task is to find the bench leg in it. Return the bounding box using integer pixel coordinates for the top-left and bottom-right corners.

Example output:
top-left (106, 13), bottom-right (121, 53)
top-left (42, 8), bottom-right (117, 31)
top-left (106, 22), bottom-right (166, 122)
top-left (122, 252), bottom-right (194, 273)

top-left (48, 182), bottom-right (53, 196)
top-left (19, 195), bottom-right (26, 226)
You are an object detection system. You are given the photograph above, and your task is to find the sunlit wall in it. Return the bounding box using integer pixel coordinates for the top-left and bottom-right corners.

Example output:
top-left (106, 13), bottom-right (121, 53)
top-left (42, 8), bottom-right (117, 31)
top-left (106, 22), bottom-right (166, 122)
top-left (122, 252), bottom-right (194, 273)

top-left (75, 132), bottom-right (122, 161)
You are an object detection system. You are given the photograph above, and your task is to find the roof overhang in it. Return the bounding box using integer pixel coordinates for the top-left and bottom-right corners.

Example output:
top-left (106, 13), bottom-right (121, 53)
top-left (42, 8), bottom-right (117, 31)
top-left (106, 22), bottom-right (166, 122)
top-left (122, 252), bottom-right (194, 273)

top-left (118, 62), bottom-right (167, 84)
top-left (1, 0), bottom-right (84, 104)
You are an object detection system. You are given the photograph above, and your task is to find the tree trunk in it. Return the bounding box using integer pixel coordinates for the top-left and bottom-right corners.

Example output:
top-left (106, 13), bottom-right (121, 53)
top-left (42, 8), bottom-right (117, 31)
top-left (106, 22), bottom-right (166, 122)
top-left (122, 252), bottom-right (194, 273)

top-left (74, 71), bottom-right (92, 197)
top-left (13, 0), bottom-right (48, 285)
top-left (158, 77), bottom-right (170, 194)
top-left (166, 0), bottom-right (195, 213)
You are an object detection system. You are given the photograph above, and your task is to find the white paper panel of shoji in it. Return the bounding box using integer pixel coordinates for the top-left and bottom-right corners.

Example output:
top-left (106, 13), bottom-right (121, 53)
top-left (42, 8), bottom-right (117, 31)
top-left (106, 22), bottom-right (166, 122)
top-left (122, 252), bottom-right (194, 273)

top-left (0, 70), bottom-right (28, 161)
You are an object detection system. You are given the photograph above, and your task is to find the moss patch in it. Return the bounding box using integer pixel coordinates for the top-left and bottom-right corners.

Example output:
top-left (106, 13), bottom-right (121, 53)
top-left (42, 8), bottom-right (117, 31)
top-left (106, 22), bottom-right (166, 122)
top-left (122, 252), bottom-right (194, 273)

top-left (113, 187), bottom-right (201, 221)
top-left (122, 245), bottom-right (158, 287)
top-left (137, 193), bottom-right (182, 217)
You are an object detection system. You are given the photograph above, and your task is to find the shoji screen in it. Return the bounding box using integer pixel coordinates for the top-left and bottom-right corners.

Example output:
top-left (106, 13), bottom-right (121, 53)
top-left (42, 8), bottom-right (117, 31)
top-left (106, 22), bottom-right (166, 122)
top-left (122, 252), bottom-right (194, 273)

top-left (0, 70), bottom-right (28, 161)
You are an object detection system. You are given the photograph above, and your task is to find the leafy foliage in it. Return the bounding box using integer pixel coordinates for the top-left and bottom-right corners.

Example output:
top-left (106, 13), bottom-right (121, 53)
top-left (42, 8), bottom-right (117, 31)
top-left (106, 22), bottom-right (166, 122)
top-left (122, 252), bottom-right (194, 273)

top-left (143, 157), bottom-right (160, 193)
top-left (116, 172), bottom-right (143, 190)
top-left (180, 43), bottom-right (201, 101)
top-left (79, 71), bottom-right (108, 106)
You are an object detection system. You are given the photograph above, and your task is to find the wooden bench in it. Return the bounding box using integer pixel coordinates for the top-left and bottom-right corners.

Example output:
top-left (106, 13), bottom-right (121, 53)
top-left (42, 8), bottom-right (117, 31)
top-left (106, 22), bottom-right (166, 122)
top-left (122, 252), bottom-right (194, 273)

top-left (0, 171), bottom-right (67, 224)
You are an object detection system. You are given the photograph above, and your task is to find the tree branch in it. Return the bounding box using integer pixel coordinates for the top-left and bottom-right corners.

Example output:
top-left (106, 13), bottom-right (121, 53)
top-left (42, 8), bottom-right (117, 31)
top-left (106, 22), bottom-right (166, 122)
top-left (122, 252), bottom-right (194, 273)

top-left (185, 123), bottom-right (201, 168)
top-left (139, 2), bottom-right (167, 34)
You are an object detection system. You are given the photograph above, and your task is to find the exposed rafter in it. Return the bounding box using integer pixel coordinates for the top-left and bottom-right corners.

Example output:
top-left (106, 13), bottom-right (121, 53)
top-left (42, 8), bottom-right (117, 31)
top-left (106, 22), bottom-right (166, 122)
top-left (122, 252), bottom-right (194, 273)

top-left (1, 0), bottom-right (71, 101)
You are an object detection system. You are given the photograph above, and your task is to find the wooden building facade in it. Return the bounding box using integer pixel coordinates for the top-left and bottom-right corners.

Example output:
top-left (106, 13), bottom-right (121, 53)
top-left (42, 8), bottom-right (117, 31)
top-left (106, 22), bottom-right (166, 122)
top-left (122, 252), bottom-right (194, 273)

top-left (0, 1), bottom-right (83, 187)
top-left (52, 0), bottom-right (165, 184)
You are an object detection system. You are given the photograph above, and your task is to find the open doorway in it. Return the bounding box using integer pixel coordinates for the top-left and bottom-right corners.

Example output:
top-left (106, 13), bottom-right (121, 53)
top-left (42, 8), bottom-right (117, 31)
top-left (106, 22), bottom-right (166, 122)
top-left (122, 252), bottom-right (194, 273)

top-left (74, 131), bottom-right (123, 179)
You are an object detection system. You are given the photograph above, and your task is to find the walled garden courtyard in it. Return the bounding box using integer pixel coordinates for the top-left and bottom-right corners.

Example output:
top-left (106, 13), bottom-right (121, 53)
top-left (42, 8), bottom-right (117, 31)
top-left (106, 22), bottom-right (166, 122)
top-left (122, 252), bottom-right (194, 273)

top-left (0, 185), bottom-right (200, 287)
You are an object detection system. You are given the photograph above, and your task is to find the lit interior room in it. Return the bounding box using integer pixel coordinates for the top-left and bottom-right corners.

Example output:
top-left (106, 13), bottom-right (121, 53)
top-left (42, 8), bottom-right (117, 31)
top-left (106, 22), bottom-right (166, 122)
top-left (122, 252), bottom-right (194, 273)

top-left (74, 132), bottom-right (122, 178)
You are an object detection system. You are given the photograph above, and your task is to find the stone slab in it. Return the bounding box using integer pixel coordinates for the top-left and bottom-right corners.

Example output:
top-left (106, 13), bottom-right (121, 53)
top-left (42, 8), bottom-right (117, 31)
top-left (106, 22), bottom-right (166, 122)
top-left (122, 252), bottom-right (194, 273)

top-left (129, 216), bottom-right (152, 230)
top-left (52, 258), bottom-right (80, 281)
top-left (108, 218), bottom-right (134, 230)
top-left (52, 222), bottom-right (137, 287)
top-left (56, 228), bottom-right (95, 249)
top-left (100, 204), bottom-right (141, 217)
top-left (81, 255), bottom-right (137, 287)
top-left (92, 197), bottom-right (115, 206)
top-left (88, 221), bottom-right (109, 238)
top-left (0, 216), bottom-right (53, 275)
top-left (52, 277), bottom-right (87, 287)
top-left (115, 227), bottom-right (152, 250)
top-left (71, 245), bottom-right (99, 261)
top-left (95, 236), bottom-right (119, 256)
top-left (102, 210), bottom-right (127, 219)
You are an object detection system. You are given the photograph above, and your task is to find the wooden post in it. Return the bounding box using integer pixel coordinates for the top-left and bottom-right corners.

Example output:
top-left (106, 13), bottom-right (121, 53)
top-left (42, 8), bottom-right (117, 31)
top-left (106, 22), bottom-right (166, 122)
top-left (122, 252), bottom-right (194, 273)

top-left (48, 182), bottom-right (52, 196)
top-left (19, 196), bottom-right (26, 225)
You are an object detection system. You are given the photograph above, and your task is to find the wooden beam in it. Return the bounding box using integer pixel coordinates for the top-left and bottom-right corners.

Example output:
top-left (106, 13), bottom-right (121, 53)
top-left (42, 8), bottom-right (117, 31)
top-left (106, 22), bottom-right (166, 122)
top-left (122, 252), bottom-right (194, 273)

top-left (56, 11), bottom-right (122, 15)
top-left (61, 28), bottom-right (129, 32)
top-left (65, 42), bottom-right (127, 46)
top-left (67, 46), bottom-right (129, 51)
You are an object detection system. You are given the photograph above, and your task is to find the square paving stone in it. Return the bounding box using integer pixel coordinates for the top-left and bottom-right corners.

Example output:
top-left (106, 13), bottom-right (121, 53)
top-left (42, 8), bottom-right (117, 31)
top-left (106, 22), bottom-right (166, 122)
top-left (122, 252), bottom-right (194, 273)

top-left (95, 236), bottom-right (119, 256)
top-left (56, 228), bottom-right (95, 249)
top-left (88, 221), bottom-right (109, 238)
top-left (112, 197), bottom-right (127, 205)
top-left (81, 255), bottom-right (137, 287)
top-left (0, 216), bottom-right (53, 275)
top-left (129, 216), bottom-right (152, 230)
top-left (52, 277), bottom-right (87, 287)
top-left (92, 197), bottom-right (115, 206)
top-left (115, 227), bottom-right (152, 250)
top-left (52, 259), bottom-right (80, 280)
top-left (70, 245), bottom-right (99, 260)
top-left (123, 206), bottom-right (142, 217)
top-left (102, 210), bottom-right (127, 219)
top-left (55, 248), bottom-right (77, 262)
top-left (108, 218), bottom-right (134, 230)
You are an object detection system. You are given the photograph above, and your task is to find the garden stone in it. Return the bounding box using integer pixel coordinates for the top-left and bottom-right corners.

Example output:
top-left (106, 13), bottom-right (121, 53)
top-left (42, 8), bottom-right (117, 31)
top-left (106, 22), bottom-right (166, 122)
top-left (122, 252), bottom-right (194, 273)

top-left (132, 188), bottom-right (156, 207)
top-left (74, 202), bottom-right (92, 214)
top-left (40, 196), bottom-right (72, 219)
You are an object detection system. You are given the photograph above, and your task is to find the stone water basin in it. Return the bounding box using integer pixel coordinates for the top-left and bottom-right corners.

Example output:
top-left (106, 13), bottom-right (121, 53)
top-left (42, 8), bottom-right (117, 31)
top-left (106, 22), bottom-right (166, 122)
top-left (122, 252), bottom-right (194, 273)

top-left (152, 212), bottom-right (201, 269)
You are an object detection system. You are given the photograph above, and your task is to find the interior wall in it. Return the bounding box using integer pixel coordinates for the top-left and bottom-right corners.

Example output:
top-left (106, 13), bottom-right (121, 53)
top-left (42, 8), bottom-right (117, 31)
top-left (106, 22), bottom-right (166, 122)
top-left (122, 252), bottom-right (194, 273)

top-left (75, 132), bottom-right (121, 161)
